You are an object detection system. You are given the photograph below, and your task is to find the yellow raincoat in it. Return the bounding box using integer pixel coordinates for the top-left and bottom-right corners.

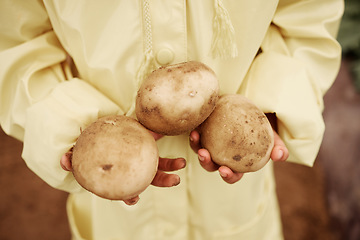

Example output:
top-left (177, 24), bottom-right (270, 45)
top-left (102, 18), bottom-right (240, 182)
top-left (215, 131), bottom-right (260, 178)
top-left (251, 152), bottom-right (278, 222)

top-left (0, 0), bottom-right (343, 239)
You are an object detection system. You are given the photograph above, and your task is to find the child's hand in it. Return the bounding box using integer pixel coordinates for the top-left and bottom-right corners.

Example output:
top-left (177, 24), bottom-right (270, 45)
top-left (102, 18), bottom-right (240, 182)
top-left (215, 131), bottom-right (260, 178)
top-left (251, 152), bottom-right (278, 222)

top-left (60, 130), bottom-right (186, 205)
top-left (189, 130), bottom-right (244, 184)
top-left (189, 127), bottom-right (288, 184)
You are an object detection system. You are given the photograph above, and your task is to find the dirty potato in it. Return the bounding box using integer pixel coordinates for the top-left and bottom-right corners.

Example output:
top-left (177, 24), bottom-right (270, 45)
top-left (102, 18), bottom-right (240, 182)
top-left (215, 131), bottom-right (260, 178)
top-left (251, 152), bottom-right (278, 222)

top-left (71, 115), bottom-right (159, 200)
top-left (135, 61), bottom-right (219, 135)
top-left (200, 94), bottom-right (274, 173)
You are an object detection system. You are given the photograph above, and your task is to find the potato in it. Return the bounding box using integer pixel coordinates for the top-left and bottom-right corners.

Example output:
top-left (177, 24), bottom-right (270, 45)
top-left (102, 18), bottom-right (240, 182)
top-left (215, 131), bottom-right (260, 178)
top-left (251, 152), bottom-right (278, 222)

top-left (71, 115), bottom-right (159, 200)
top-left (200, 94), bottom-right (274, 173)
top-left (135, 61), bottom-right (219, 135)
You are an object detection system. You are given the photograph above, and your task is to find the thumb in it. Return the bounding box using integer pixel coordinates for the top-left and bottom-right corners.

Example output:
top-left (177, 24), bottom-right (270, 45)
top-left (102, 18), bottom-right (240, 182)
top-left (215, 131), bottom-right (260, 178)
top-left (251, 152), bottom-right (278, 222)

top-left (60, 151), bottom-right (73, 171)
top-left (271, 130), bottom-right (289, 162)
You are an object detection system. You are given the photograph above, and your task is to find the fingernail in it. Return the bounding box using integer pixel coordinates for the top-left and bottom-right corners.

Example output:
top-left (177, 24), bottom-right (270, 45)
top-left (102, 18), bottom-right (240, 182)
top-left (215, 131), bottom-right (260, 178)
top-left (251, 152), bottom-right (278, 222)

top-left (220, 171), bottom-right (228, 178)
top-left (277, 150), bottom-right (284, 160)
top-left (198, 155), bottom-right (205, 162)
top-left (172, 176), bottom-right (180, 186)
top-left (130, 199), bottom-right (139, 205)
top-left (126, 197), bottom-right (139, 205)
top-left (179, 159), bottom-right (186, 168)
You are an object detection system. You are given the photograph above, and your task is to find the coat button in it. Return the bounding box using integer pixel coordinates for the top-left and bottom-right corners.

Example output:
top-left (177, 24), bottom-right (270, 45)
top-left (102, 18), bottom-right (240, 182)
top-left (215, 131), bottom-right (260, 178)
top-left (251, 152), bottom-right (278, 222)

top-left (156, 48), bottom-right (174, 65)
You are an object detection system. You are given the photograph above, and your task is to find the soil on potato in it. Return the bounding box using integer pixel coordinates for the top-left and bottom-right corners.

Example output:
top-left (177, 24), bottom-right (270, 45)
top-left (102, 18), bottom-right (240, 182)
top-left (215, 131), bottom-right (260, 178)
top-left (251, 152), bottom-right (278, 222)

top-left (0, 60), bottom-right (359, 240)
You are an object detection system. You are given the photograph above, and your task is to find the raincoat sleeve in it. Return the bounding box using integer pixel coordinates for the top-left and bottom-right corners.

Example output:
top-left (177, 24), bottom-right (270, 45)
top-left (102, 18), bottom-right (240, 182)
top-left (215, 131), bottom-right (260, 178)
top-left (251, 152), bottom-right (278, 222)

top-left (239, 0), bottom-right (344, 166)
top-left (0, 1), bottom-right (121, 192)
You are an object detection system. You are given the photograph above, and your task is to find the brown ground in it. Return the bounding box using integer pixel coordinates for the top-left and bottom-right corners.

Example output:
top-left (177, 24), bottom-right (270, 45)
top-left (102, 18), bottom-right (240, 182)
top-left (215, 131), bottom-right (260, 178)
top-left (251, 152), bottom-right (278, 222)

top-left (0, 60), bottom-right (359, 240)
top-left (275, 59), bottom-right (360, 240)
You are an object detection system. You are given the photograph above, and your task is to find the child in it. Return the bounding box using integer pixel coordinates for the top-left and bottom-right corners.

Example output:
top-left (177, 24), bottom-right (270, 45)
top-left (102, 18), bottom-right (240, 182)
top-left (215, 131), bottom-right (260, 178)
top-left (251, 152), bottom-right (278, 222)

top-left (0, 0), bottom-right (343, 239)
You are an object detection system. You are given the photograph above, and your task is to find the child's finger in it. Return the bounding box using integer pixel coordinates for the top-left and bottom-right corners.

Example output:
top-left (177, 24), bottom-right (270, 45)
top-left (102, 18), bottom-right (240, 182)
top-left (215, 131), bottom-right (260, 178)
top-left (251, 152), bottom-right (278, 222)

top-left (148, 130), bottom-right (164, 141)
top-left (158, 157), bottom-right (186, 171)
top-left (198, 148), bottom-right (219, 172)
top-left (189, 130), bottom-right (201, 153)
top-left (218, 166), bottom-right (244, 184)
top-left (271, 130), bottom-right (289, 162)
top-left (123, 196), bottom-right (140, 205)
top-left (60, 151), bottom-right (73, 171)
top-left (151, 171), bottom-right (181, 187)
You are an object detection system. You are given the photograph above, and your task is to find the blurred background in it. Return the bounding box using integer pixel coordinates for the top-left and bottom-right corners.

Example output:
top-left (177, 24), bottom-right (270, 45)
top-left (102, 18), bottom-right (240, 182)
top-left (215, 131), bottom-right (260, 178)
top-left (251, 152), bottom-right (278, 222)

top-left (1, 1), bottom-right (360, 239)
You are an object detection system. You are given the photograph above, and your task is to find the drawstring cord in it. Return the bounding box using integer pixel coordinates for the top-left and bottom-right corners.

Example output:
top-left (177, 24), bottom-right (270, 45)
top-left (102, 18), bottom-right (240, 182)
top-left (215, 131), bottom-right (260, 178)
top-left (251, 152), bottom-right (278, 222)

top-left (136, 0), bottom-right (156, 88)
top-left (129, 0), bottom-right (238, 115)
top-left (211, 0), bottom-right (238, 58)
top-left (137, 0), bottom-right (238, 83)
top-left (127, 0), bottom-right (155, 116)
